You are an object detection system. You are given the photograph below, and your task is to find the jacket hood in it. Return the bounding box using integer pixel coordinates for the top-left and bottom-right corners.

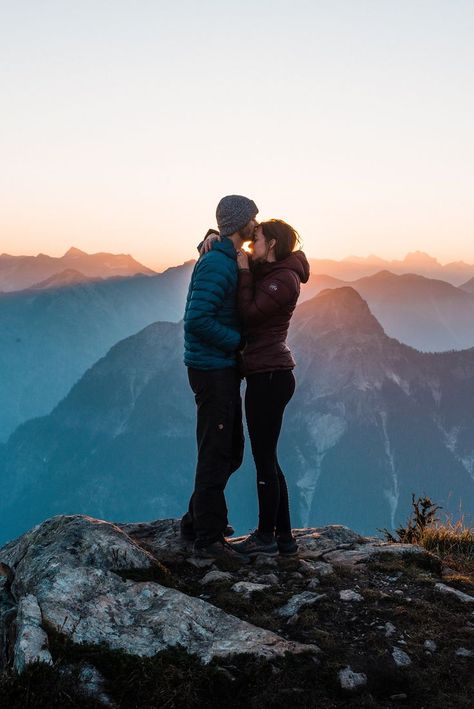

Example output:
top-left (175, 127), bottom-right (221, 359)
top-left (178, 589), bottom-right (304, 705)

top-left (254, 250), bottom-right (310, 283)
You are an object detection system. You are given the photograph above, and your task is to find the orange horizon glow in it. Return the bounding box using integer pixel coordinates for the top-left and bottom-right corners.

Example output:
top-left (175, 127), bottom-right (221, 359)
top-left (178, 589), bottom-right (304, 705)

top-left (2, 3), bottom-right (474, 272)
top-left (3, 239), bottom-right (474, 276)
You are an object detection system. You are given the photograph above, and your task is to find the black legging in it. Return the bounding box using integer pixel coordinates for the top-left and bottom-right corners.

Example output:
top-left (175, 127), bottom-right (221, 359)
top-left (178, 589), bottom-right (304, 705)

top-left (244, 369), bottom-right (295, 535)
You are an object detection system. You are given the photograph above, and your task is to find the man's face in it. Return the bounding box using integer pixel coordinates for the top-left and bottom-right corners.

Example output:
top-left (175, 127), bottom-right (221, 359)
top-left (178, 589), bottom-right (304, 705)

top-left (238, 218), bottom-right (258, 242)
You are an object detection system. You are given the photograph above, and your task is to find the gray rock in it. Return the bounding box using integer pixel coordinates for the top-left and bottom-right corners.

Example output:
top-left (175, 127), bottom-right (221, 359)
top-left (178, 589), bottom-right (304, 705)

top-left (455, 647), bottom-right (474, 657)
top-left (314, 561), bottom-right (335, 576)
top-left (13, 594), bottom-right (53, 673)
top-left (0, 515), bottom-right (319, 667)
top-left (434, 583), bottom-right (474, 603)
top-left (199, 570), bottom-right (233, 585)
top-left (292, 525), bottom-right (364, 560)
top-left (385, 622), bottom-right (396, 637)
top-left (338, 665), bottom-right (367, 690)
top-left (230, 582), bottom-right (270, 598)
top-left (323, 542), bottom-right (434, 567)
top-left (291, 572), bottom-right (304, 580)
top-left (119, 518), bottom-right (188, 562)
top-left (307, 578), bottom-right (321, 591)
top-left (424, 639), bottom-right (437, 652)
top-left (277, 591), bottom-right (326, 618)
top-left (392, 646), bottom-right (412, 667)
top-left (339, 589), bottom-right (363, 602)
top-left (300, 559), bottom-right (334, 577)
top-left (259, 573), bottom-right (279, 586)
top-left (299, 560), bottom-right (317, 576)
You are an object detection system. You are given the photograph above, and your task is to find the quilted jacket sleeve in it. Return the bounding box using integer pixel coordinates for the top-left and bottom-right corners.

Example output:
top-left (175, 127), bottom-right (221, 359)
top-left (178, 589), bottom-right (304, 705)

top-left (238, 268), bottom-right (299, 327)
top-left (184, 252), bottom-right (241, 352)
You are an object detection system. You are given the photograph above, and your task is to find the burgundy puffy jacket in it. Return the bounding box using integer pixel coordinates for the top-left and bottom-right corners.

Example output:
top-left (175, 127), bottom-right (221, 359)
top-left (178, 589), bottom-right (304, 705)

top-left (237, 250), bottom-right (310, 376)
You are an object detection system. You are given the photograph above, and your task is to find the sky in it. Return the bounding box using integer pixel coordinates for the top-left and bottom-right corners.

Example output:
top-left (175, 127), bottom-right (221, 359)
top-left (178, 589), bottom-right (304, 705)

top-left (1, 0), bottom-right (474, 271)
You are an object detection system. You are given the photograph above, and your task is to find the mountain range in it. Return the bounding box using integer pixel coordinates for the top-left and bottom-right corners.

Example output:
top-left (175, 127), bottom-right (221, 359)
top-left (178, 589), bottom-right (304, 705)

top-left (300, 270), bottom-right (474, 351)
top-left (4, 247), bottom-right (474, 293)
top-left (1, 287), bottom-right (473, 545)
top-left (0, 246), bottom-right (156, 292)
top-left (4, 246), bottom-right (474, 444)
top-left (308, 250), bottom-right (474, 285)
top-left (0, 262), bottom-right (194, 441)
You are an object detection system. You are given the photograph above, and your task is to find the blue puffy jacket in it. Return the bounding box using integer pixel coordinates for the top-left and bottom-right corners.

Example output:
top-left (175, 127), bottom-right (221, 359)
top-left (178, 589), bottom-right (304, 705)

top-left (183, 237), bottom-right (241, 369)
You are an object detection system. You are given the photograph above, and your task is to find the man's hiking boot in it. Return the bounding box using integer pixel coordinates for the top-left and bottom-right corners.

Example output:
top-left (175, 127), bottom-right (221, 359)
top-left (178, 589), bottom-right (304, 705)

top-left (181, 524), bottom-right (235, 543)
top-left (276, 533), bottom-right (298, 556)
top-left (231, 530), bottom-right (278, 557)
top-left (193, 538), bottom-right (251, 564)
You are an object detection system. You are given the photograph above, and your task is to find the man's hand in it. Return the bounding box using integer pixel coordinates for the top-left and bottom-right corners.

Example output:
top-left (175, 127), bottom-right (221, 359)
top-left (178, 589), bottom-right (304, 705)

top-left (199, 231), bottom-right (221, 255)
top-left (236, 249), bottom-right (250, 270)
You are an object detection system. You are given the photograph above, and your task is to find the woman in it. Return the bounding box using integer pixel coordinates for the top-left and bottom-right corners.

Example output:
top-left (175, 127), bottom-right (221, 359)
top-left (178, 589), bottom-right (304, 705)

top-left (231, 219), bottom-right (310, 557)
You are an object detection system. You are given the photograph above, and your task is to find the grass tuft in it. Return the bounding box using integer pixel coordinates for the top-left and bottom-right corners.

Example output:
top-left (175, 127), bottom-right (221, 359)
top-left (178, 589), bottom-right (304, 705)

top-left (379, 494), bottom-right (474, 575)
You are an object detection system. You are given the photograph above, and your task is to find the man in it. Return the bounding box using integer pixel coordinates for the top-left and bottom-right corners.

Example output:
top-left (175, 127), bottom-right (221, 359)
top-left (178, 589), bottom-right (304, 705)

top-left (181, 195), bottom-right (259, 562)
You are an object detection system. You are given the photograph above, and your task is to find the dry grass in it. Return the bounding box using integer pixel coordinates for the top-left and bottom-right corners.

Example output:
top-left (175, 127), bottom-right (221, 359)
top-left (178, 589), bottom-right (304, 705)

top-left (380, 495), bottom-right (474, 576)
top-left (419, 515), bottom-right (474, 574)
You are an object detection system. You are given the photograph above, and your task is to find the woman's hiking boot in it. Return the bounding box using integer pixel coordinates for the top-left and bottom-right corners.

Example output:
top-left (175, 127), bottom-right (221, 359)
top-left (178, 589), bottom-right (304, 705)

top-left (231, 530), bottom-right (278, 557)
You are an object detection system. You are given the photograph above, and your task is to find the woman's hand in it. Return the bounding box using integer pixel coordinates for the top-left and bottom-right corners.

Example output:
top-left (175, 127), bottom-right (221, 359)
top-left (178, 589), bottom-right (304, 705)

top-left (199, 232), bottom-right (221, 255)
top-left (237, 249), bottom-right (250, 270)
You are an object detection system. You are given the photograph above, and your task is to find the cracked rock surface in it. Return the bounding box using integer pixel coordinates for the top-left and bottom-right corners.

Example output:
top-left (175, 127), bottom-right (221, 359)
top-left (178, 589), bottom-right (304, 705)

top-left (0, 515), bottom-right (317, 670)
top-left (1, 514), bottom-right (473, 708)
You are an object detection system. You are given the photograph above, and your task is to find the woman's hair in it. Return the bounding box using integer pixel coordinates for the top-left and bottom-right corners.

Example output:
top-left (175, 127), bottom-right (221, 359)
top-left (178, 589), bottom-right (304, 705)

top-left (260, 219), bottom-right (301, 261)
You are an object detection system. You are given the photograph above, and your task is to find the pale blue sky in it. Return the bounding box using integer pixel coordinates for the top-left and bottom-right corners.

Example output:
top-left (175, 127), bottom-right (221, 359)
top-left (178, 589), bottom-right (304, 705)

top-left (1, 0), bottom-right (473, 269)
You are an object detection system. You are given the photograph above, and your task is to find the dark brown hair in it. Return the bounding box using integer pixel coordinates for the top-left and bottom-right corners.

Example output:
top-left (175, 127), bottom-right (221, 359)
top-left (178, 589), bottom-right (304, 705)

top-left (260, 219), bottom-right (301, 261)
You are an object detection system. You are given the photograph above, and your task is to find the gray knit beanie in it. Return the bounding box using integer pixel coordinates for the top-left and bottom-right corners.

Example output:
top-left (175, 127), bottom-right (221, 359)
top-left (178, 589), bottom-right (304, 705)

top-left (216, 195), bottom-right (259, 237)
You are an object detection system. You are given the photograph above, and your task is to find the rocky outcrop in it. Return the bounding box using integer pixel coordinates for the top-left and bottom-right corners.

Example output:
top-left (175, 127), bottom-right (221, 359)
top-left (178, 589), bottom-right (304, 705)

top-left (1, 514), bottom-right (473, 708)
top-left (0, 516), bottom-right (317, 667)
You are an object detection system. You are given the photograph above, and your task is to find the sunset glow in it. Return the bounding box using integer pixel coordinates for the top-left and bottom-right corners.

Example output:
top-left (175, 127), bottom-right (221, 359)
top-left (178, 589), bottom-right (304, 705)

top-left (1, 1), bottom-right (474, 270)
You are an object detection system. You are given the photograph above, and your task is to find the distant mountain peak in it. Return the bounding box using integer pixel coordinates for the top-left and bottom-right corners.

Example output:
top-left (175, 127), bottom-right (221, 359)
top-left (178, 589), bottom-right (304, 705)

top-left (297, 286), bottom-right (385, 337)
top-left (29, 269), bottom-right (93, 290)
top-left (64, 247), bottom-right (87, 258)
top-left (317, 285), bottom-right (365, 304)
top-left (402, 251), bottom-right (440, 267)
top-left (364, 270), bottom-right (398, 280)
top-left (317, 285), bottom-right (376, 316)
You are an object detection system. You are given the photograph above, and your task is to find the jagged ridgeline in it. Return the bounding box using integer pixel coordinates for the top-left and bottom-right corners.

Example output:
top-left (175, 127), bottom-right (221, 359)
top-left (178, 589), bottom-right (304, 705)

top-left (1, 286), bottom-right (474, 545)
top-left (0, 261), bottom-right (194, 442)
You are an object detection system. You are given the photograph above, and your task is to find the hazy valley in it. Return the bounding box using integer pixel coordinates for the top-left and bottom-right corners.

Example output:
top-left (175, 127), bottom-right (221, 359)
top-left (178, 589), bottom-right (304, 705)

top-left (1, 280), bottom-right (473, 545)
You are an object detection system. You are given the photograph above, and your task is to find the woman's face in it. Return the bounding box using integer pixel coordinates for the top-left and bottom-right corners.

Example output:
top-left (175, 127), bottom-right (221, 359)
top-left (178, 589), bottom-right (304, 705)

top-left (249, 225), bottom-right (268, 261)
